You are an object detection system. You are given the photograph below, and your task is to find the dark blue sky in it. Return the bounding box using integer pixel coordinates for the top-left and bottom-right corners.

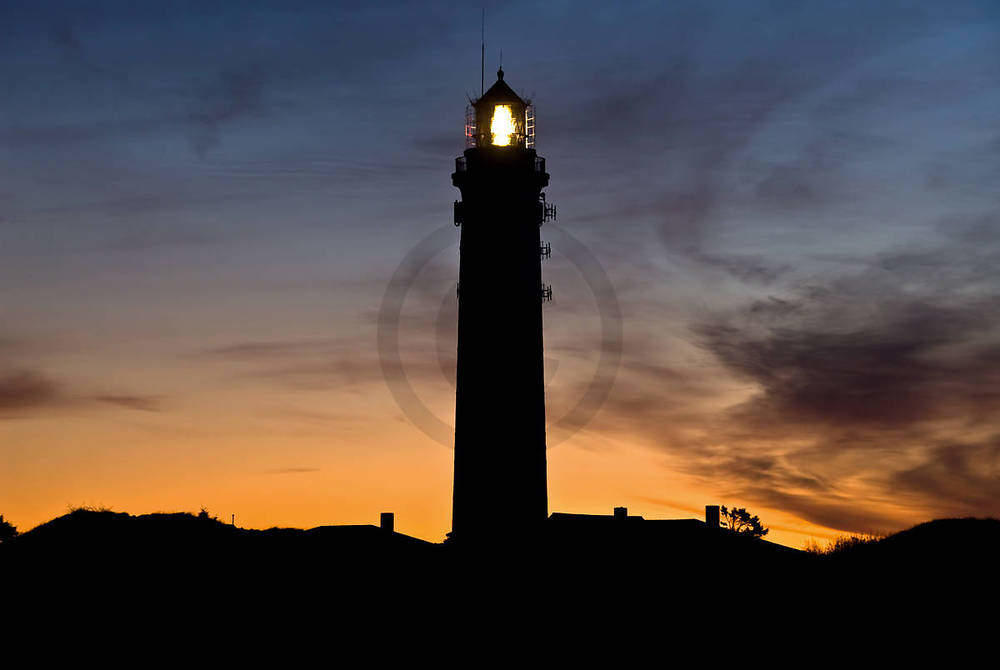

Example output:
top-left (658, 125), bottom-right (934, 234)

top-left (2, 1), bottom-right (999, 542)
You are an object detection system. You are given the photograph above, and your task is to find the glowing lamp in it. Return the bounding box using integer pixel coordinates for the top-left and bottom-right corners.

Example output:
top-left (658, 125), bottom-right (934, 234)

top-left (490, 105), bottom-right (515, 146)
top-left (468, 68), bottom-right (533, 149)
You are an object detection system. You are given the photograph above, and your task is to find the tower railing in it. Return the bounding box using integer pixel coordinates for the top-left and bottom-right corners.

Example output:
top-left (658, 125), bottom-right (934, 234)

top-left (471, 131), bottom-right (529, 149)
top-left (465, 105), bottom-right (477, 149)
top-left (525, 104), bottom-right (535, 149)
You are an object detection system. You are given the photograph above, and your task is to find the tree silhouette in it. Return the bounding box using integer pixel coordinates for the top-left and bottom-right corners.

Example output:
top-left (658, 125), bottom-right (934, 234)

top-left (0, 515), bottom-right (18, 543)
top-left (720, 506), bottom-right (769, 539)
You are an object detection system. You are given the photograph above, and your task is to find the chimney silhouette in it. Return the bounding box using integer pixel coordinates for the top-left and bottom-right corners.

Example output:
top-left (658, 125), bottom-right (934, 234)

top-left (614, 506), bottom-right (628, 521)
top-left (450, 69), bottom-right (550, 542)
top-left (705, 505), bottom-right (720, 529)
top-left (380, 512), bottom-right (394, 533)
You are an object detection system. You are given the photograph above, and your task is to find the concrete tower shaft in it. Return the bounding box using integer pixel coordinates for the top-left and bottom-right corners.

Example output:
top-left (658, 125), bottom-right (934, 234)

top-left (450, 70), bottom-right (550, 541)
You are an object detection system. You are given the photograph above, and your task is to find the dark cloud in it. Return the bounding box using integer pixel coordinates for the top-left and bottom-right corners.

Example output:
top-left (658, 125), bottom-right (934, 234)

top-left (49, 21), bottom-right (82, 56)
top-left (186, 66), bottom-right (265, 157)
top-left (201, 339), bottom-right (340, 361)
top-left (755, 165), bottom-right (820, 206)
top-left (678, 239), bottom-right (1000, 526)
top-left (200, 337), bottom-right (403, 390)
top-left (743, 487), bottom-right (905, 534)
top-left (892, 441), bottom-right (1000, 517)
top-left (96, 394), bottom-right (162, 412)
top-left (0, 373), bottom-right (168, 417)
top-left (697, 297), bottom-right (1000, 429)
top-left (576, 201), bottom-right (1000, 533)
top-left (0, 370), bottom-right (61, 413)
top-left (0, 339), bottom-right (165, 417)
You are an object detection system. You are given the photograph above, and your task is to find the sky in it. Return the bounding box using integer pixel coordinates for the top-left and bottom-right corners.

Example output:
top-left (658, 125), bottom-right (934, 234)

top-left (2, 0), bottom-right (999, 548)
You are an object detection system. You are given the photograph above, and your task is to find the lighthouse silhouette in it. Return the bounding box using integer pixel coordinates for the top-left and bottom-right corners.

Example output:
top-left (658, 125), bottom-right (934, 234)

top-left (450, 68), bottom-right (554, 542)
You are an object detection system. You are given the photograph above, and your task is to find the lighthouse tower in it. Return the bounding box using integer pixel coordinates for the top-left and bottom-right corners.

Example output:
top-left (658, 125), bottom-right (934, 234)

top-left (450, 69), bottom-right (554, 542)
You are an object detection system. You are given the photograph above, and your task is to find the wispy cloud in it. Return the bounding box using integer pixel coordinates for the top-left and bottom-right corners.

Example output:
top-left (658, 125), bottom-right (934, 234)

top-left (0, 370), bottom-right (61, 414)
top-left (0, 335), bottom-right (166, 418)
top-left (95, 394), bottom-right (163, 412)
top-left (185, 66), bottom-right (266, 158)
top-left (591, 223), bottom-right (1000, 532)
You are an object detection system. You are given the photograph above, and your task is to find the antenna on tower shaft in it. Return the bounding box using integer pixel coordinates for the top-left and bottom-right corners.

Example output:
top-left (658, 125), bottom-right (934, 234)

top-left (480, 9), bottom-right (485, 96)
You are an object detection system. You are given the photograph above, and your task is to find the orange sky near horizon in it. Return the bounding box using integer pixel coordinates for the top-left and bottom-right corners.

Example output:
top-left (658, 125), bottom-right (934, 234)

top-left (0, 381), bottom-right (905, 550)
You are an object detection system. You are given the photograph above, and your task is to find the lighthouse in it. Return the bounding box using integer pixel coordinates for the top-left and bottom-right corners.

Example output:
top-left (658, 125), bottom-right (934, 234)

top-left (450, 69), bottom-right (554, 542)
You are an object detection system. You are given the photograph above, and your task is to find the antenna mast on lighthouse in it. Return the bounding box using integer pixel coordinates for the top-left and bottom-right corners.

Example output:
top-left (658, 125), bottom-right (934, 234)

top-left (480, 9), bottom-right (485, 96)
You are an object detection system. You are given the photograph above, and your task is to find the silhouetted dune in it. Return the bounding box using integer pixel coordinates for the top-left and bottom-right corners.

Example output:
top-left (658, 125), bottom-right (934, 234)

top-left (4, 510), bottom-right (997, 613)
top-left (824, 517), bottom-right (1000, 570)
top-left (11, 508), bottom-right (437, 554)
top-left (2, 509), bottom-right (440, 600)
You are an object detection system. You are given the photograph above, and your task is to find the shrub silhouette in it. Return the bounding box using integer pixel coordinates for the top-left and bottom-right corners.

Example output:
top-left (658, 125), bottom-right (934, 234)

top-left (720, 505), bottom-right (769, 539)
top-left (805, 532), bottom-right (884, 555)
top-left (0, 515), bottom-right (17, 543)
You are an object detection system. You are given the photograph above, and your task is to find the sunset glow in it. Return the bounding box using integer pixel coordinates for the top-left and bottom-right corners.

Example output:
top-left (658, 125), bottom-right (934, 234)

top-left (3, 1), bottom-right (999, 550)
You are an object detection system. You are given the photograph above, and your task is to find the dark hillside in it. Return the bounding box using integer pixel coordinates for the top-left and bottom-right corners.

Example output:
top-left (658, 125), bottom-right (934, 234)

top-left (4, 510), bottom-right (998, 610)
top-left (824, 517), bottom-right (1000, 571)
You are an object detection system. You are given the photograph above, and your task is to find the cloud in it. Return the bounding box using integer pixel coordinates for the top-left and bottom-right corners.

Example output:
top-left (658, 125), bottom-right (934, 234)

top-left (0, 346), bottom-right (165, 418)
top-left (677, 236), bottom-right (1000, 527)
top-left (0, 370), bottom-right (61, 413)
top-left (891, 441), bottom-right (1000, 517)
top-left (201, 339), bottom-right (340, 361)
top-left (49, 21), bottom-right (83, 57)
top-left (742, 486), bottom-right (905, 534)
top-left (186, 66), bottom-right (265, 157)
top-left (95, 394), bottom-right (162, 412)
top-left (577, 200), bottom-right (1000, 534)
top-left (696, 297), bottom-right (1000, 429)
top-left (200, 337), bottom-right (396, 390)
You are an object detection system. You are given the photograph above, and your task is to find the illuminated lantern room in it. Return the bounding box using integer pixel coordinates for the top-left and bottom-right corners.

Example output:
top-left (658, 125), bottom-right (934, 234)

top-left (467, 68), bottom-right (534, 149)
